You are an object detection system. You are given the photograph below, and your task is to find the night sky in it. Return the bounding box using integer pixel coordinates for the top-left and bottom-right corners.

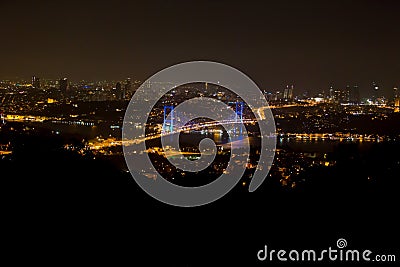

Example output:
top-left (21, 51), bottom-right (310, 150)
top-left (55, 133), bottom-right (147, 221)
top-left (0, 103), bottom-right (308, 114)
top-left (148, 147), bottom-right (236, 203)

top-left (1, 0), bottom-right (399, 97)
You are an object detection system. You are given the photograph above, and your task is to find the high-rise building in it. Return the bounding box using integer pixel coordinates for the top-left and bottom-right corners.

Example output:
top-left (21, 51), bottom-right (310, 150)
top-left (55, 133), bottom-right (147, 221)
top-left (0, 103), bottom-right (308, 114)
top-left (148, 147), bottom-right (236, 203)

top-left (288, 85), bottom-right (294, 100)
top-left (32, 76), bottom-right (40, 89)
top-left (275, 90), bottom-right (283, 101)
top-left (283, 85), bottom-right (289, 99)
top-left (283, 85), bottom-right (294, 100)
top-left (393, 86), bottom-right (399, 99)
top-left (329, 85), bottom-right (334, 99)
top-left (372, 82), bottom-right (379, 102)
top-left (332, 89), bottom-right (342, 104)
top-left (350, 85), bottom-right (360, 104)
top-left (115, 82), bottom-right (123, 100)
top-left (59, 78), bottom-right (68, 94)
top-left (344, 85), bottom-right (350, 103)
top-left (373, 82), bottom-right (379, 91)
top-left (123, 78), bottom-right (131, 99)
top-left (393, 86), bottom-right (399, 112)
top-left (394, 97), bottom-right (400, 113)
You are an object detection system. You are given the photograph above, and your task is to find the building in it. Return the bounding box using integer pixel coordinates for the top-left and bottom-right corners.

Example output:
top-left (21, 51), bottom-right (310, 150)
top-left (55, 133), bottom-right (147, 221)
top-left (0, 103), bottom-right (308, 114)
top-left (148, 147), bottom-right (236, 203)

top-left (283, 85), bottom-right (294, 101)
top-left (59, 78), bottom-right (68, 94)
top-left (344, 85), bottom-right (350, 103)
top-left (124, 78), bottom-right (131, 96)
top-left (32, 76), bottom-right (40, 89)
top-left (373, 82), bottom-right (379, 91)
top-left (332, 89), bottom-right (342, 103)
top-left (288, 85), bottom-right (294, 100)
top-left (394, 97), bottom-right (400, 113)
top-left (283, 86), bottom-right (289, 99)
top-left (372, 82), bottom-right (379, 103)
top-left (115, 82), bottom-right (123, 100)
top-left (275, 90), bottom-right (283, 101)
top-left (329, 85), bottom-right (334, 99)
top-left (350, 85), bottom-right (360, 104)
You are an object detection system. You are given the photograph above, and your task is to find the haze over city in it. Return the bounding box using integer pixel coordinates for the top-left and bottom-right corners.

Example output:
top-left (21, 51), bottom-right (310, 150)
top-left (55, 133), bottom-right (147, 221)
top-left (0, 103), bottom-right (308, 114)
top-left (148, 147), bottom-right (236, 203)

top-left (1, 0), bottom-right (399, 97)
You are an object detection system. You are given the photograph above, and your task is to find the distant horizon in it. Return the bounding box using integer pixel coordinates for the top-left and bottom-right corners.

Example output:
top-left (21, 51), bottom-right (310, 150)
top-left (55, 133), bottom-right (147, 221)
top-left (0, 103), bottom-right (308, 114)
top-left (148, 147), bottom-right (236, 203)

top-left (1, 0), bottom-right (399, 98)
top-left (0, 74), bottom-right (398, 99)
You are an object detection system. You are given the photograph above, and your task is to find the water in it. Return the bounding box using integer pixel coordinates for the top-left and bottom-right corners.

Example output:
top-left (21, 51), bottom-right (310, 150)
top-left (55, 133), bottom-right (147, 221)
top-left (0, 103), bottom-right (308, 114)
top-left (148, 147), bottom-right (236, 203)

top-left (30, 121), bottom-right (121, 139)
top-left (29, 121), bottom-right (377, 153)
top-left (179, 132), bottom-right (375, 153)
top-left (278, 138), bottom-right (374, 153)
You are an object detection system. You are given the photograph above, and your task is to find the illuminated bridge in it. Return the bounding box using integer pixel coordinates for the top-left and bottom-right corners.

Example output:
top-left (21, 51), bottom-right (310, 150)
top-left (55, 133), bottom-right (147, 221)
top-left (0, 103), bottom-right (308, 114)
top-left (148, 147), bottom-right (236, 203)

top-left (125, 102), bottom-right (272, 146)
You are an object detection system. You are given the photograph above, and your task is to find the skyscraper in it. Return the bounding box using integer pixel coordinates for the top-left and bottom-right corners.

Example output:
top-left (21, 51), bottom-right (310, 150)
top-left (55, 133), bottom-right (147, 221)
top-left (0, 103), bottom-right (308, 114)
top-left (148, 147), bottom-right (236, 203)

top-left (393, 86), bottom-right (398, 99)
top-left (394, 86), bottom-right (399, 112)
top-left (350, 85), bottom-right (360, 104)
top-left (394, 97), bottom-right (400, 113)
top-left (115, 82), bottom-right (123, 100)
top-left (32, 76), bottom-right (40, 89)
top-left (59, 78), bottom-right (68, 94)
top-left (332, 89), bottom-right (342, 104)
top-left (372, 82), bottom-right (379, 103)
top-left (283, 85), bottom-right (289, 99)
top-left (283, 85), bottom-right (294, 101)
top-left (329, 85), bottom-right (334, 99)
top-left (124, 78), bottom-right (131, 99)
top-left (344, 85), bottom-right (350, 103)
top-left (373, 82), bottom-right (379, 91)
top-left (288, 85), bottom-right (294, 100)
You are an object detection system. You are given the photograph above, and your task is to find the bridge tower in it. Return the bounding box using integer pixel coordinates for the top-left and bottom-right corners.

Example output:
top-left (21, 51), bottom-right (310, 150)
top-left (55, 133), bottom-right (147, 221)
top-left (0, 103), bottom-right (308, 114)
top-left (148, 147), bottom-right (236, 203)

top-left (163, 106), bottom-right (174, 133)
top-left (235, 102), bottom-right (244, 135)
top-left (235, 102), bottom-right (244, 123)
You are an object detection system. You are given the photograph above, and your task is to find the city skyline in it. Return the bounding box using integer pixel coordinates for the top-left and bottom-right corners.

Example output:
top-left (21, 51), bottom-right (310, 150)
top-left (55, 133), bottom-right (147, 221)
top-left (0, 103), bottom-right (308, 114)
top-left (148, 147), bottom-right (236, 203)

top-left (1, 75), bottom-right (399, 99)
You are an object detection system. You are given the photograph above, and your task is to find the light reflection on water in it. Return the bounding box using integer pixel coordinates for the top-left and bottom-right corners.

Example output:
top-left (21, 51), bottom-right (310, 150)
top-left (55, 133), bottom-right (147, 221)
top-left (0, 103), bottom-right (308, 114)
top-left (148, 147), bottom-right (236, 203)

top-left (32, 121), bottom-right (375, 153)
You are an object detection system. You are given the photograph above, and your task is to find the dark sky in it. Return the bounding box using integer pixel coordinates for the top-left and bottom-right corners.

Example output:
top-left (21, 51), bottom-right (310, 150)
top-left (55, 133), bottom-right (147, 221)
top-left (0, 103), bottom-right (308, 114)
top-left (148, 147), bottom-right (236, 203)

top-left (1, 0), bottom-right (399, 97)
